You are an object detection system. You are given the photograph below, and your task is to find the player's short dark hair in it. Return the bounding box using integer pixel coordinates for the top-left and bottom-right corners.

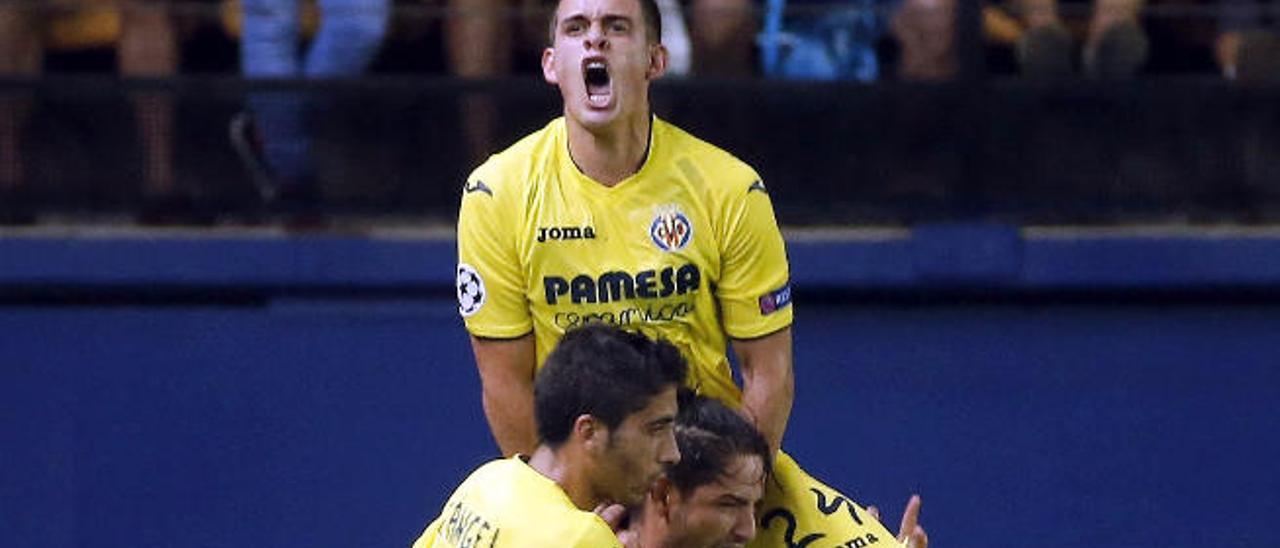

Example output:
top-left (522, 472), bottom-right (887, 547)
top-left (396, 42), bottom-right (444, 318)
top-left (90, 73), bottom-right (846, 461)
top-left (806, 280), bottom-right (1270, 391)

top-left (546, 0), bottom-right (663, 45)
top-left (666, 390), bottom-right (773, 495)
top-left (535, 323), bottom-right (687, 447)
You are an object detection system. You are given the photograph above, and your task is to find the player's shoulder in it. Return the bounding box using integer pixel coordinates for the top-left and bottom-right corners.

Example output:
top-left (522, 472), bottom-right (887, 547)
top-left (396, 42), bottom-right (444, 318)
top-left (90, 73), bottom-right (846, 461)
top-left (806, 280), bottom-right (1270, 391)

top-left (544, 507), bottom-right (622, 548)
top-left (467, 119), bottom-right (564, 195)
top-left (654, 117), bottom-right (762, 193)
top-left (481, 458), bottom-right (620, 546)
top-left (468, 456), bottom-right (526, 483)
top-left (566, 517), bottom-right (624, 547)
top-left (521, 505), bottom-right (618, 547)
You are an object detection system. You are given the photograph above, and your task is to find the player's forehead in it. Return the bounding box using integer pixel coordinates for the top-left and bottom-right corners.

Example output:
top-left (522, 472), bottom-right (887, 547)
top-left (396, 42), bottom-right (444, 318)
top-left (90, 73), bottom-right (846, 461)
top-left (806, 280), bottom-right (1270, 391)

top-left (554, 0), bottom-right (642, 25)
top-left (693, 454), bottom-right (766, 501)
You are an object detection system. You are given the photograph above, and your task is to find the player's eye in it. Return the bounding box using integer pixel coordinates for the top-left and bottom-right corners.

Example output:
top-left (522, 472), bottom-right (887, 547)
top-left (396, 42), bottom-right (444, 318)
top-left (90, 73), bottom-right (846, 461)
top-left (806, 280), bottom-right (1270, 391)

top-left (608, 20), bottom-right (630, 34)
top-left (563, 20), bottom-right (586, 35)
top-left (718, 498), bottom-right (745, 508)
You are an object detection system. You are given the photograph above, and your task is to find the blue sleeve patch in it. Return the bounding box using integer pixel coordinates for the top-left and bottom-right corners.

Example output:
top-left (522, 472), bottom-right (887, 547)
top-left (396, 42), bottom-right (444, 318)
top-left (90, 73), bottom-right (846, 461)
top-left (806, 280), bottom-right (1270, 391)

top-left (758, 282), bottom-right (793, 315)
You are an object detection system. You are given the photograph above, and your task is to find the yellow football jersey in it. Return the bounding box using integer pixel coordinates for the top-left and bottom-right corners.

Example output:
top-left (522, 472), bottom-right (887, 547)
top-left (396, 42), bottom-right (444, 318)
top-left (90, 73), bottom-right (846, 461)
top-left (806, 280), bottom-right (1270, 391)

top-left (455, 116), bottom-right (793, 404)
top-left (411, 456), bottom-right (622, 548)
top-left (753, 452), bottom-right (904, 548)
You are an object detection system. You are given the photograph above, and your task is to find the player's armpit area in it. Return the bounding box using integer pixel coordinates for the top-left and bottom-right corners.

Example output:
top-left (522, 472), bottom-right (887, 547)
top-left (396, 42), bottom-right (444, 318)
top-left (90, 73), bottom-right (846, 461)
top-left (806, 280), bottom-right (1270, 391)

top-left (470, 331), bottom-right (534, 342)
top-left (729, 323), bottom-right (793, 343)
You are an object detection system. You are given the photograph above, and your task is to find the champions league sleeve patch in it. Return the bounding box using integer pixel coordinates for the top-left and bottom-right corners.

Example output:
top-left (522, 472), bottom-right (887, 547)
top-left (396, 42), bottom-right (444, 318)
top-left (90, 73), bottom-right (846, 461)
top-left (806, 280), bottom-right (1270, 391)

top-left (456, 263), bottom-right (486, 317)
top-left (758, 283), bottom-right (792, 315)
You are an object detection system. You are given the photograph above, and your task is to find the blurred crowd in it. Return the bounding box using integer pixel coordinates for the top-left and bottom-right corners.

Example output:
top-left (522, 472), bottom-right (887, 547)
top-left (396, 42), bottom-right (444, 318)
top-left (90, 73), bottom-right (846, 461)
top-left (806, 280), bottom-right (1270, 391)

top-left (0, 0), bottom-right (1275, 225)
top-left (3, 1), bottom-right (1274, 80)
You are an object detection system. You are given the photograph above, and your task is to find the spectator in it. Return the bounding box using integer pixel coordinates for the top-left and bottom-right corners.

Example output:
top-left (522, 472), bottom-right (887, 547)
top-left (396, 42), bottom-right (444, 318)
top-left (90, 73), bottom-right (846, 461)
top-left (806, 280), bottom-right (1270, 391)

top-left (1217, 0), bottom-right (1280, 82)
top-left (756, 0), bottom-right (958, 81)
top-left (0, 0), bottom-right (180, 223)
top-left (443, 0), bottom-right (512, 165)
top-left (690, 0), bottom-right (756, 75)
top-left (229, 0), bottom-right (390, 210)
top-left (1013, 0), bottom-right (1149, 78)
top-left (892, 0), bottom-right (958, 79)
top-left (657, 0), bottom-right (693, 75)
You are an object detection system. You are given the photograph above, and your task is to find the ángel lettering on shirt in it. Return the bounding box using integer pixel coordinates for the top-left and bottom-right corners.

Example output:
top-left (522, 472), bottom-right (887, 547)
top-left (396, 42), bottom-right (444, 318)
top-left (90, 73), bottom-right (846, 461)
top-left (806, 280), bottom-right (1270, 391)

top-left (441, 500), bottom-right (500, 548)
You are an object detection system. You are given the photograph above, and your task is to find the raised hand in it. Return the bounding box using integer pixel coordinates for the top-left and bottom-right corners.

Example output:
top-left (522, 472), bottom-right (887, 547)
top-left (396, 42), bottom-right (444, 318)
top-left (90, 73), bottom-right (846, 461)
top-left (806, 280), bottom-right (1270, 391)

top-left (867, 494), bottom-right (928, 548)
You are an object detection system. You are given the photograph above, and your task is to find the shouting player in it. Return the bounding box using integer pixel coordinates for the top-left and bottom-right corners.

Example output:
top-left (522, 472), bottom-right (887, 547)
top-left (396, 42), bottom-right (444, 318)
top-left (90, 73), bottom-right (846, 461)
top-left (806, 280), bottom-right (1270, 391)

top-left (452, 0), bottom-right (927, 544)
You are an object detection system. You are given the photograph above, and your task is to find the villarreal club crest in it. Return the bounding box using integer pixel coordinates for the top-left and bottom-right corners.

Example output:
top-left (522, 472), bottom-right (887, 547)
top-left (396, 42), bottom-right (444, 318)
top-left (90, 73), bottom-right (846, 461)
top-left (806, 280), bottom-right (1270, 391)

top-left (650, 205), bottom-right (692, 252)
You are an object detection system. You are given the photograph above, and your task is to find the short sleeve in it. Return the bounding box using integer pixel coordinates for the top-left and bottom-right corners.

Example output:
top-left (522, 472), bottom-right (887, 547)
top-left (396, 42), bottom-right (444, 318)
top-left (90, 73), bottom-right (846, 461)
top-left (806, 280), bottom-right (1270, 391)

top-left (716, 177), bottom-right (793, 339)
top-left (456, 168), bottom-right (533, 338)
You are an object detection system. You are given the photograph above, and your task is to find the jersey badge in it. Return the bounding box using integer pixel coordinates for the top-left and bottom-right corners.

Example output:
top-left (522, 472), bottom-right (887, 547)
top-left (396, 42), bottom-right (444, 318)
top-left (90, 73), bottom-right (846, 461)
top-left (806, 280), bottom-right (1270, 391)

top-left (650, 204), bottom-right (693, 252)
top-left (456, 263), bottom-right (487, 317)
top-left (758, 282), bottom-right (792, 315)
top-left (747, 180), bottom-right (768, 194)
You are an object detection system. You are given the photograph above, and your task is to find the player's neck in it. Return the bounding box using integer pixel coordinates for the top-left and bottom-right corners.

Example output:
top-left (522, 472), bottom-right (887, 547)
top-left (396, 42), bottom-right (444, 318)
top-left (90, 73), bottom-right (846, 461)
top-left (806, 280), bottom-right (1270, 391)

top-left (528, 444), bottom-right (602, 511)
top-left (565, 112), bottom-right (651, 188)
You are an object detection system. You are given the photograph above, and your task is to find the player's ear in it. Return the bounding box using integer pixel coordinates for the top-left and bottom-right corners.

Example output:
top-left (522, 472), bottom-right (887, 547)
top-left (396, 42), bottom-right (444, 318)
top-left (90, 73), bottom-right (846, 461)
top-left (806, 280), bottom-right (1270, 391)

top-left (542, 47), bottom-right (560, 85)
top-left (646, 43), bottom-right (668, 81)
top-left (574, 414), bottom-right (603, 449)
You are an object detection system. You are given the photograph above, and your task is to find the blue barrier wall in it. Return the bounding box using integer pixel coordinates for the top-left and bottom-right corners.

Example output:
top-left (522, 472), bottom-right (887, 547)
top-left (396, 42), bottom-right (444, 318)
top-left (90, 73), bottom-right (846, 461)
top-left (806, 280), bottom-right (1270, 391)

top-left (3, 226), bottom-right (1278, 547)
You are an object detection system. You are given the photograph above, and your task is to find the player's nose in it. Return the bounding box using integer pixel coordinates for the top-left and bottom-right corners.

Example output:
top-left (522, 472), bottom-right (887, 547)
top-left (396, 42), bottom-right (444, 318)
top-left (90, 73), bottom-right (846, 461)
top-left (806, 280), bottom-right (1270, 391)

top-left (583, 22), bottom-right (608, 50)
top-left (658, 430), bottom-right (680, 466)
top-left (731, 506), bottom-right (757, 542)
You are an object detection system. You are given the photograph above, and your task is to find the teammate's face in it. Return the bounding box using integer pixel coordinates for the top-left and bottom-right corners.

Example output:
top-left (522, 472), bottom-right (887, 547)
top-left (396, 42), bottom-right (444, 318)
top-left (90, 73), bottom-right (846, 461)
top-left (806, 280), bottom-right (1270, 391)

top-left (664, 455), bottom-right (766, 548)
top-left (542, 0), bottom-right (667, 131)
top-left (595, 385), bottom-right (680, 507)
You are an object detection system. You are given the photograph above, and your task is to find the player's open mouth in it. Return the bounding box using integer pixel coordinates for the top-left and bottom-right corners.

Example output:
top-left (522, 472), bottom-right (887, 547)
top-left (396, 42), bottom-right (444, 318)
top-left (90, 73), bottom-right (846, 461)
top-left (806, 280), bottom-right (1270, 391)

top-left (583, 58), bottom-right (612, 109)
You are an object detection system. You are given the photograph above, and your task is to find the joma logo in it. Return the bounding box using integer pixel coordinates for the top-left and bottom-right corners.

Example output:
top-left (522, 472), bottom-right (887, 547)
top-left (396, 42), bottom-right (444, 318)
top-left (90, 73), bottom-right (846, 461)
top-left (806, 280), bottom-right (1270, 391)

top-left (537, 225), bottom-right (596, 242)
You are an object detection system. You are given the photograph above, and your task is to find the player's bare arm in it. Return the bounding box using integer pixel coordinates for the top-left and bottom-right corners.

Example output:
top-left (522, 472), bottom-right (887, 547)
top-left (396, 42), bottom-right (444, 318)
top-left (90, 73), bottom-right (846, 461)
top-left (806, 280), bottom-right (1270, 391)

top-left (731, 326), bottom-right (794, 454)
top-left (470, 334), bottom-right (539, 456)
